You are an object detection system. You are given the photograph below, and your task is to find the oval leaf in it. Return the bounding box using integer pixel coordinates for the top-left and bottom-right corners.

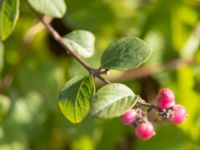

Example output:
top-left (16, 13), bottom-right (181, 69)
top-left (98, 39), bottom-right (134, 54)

top-left (91, 83), bottom-right (138, 118)
top-left (59, 76), bottom-right (95, 124)
top-left (0, 0), bottom-right (20, 40)
top-left (101, 37), bottom-right (152, 70)
top-left (63, 30), bottom-right (95, 58)
top-left (27, 0), bottom-right (66, 18)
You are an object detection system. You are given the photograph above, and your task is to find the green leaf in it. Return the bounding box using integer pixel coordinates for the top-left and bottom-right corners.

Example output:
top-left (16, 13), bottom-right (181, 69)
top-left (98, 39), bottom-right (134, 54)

top-left (0, 0), bottom-right (20, 40)
top-left (101, 37), bottom-right (152, 70)
top-left (27, 0), bottom-right (66, 18)
top-left (59, 76), bottom-right (95, 124)
top-left (0, 41), bottom-right (3, 72)
top-left (63, 30), bottom-right (95, 58)
top-left (91, 83), bottom-right (138, 118)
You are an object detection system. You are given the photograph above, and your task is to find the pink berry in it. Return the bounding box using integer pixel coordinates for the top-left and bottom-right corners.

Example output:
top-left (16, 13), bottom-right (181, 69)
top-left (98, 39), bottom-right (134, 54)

top-left (135, 121), bottom-right (155, 140)
top-left (157, 88), bottom-right (175, 109)
top-left (170, 104), bottom-right (188, 124)
top-left (121, 109), bottom-right (138, 125)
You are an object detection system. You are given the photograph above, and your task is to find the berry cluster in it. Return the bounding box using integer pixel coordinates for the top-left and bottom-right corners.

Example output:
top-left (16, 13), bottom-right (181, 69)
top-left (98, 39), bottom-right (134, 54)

top-left (121, 88), bottom-right (188, 141)
top-left (157, 88), bottom-right (188, 124)
top-left (122, 109), bottom-right (155, 140)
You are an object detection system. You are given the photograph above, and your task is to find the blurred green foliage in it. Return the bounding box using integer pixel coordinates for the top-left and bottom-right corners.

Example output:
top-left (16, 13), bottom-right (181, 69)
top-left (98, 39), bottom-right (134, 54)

top-left (0, 0), bottom-right (200, 150)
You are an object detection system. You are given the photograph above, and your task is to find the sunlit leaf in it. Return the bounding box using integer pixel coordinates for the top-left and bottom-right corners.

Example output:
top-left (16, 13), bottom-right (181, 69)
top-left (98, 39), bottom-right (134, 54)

top-left (0, 0), bottom-right (20, 40)
top-left (59, 76), bottom-right (95, 123)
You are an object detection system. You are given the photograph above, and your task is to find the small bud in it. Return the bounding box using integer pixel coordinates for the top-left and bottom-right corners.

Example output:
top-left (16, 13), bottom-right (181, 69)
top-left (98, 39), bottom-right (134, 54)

top-left (157, 88), bottom-right (175, 109)
top-left (121, 109), bottom-right (138, 125)
top-left (135, 121), bottom-right (155, 140)
top-left (170, 104), bottom-right (188, 124)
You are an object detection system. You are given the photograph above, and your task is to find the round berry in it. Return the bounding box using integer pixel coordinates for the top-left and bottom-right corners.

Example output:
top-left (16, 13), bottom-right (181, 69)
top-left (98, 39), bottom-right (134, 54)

top-left (170, 104), bottom-right (188, 124)
top-left (157, 88), bottom-right (175, 109)
top-left (135, 121), bottom-right (155, 140)
top-left (121, 109), bottom-right (138, 125)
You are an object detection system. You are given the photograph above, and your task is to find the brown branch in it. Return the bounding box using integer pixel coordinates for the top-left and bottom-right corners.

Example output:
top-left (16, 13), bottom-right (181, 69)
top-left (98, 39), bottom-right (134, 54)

top-left (38, 16), bottom-right (92, 72)
top-left (37, 16), bottom-right (110, 84)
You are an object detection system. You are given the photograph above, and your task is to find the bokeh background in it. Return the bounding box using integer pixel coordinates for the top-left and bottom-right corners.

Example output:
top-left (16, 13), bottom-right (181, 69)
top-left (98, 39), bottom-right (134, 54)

top-left (0, 0), bottom-right (200, 149)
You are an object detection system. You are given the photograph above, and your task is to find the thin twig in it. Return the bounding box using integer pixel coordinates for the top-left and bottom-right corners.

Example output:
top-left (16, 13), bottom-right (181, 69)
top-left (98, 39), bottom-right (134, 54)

top-left (38, 16), bottom-right (92, 72)
top-left (38, 15), bottom-right (110, 84)
top-left (96, 74), bottom-right (111, 84)
top-left (136, 97), bottom-right (158, 109)
top-left (137, 100), bottom-right (157, 109)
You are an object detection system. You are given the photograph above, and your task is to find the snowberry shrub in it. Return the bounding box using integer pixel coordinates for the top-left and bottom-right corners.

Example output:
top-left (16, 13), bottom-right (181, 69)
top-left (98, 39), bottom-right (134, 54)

top-left (0, 0), bottom-right (190, 146)
top-left (24, 3), bottom-right (188, 140)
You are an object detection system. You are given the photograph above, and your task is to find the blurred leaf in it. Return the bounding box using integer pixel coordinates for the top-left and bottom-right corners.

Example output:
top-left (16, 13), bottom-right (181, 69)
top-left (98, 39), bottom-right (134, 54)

top-left (172, 5), bottom-right (198, 52)
top-left (0, 123), bottom-right (28, 150)
top-left (96, 118), bottom-right (129, 150)
top-left (181, 31), bottom-right (200, 59)
top-left (59, 76), bottom-right (95, 124)
top-left (101, 37), bottom-right (152, 70)
top-left (91, 83), bottom-right (137, 118)
top-left (27, 0), bottom-right (66, 18)
top-left (0, 41), bottom-right (3, 72)
top-left (0, 0), bottom-right (19, 40)
top-left (63, 30), bottom-right (95, 58)
top-left (134, 125), bottom-right (192, 150)
top-left (72, 135), bottom-right (94, 150)
top-left (176, 67), bottom-right (200, 140)
top-left (194, 76), bottom-right (200, 93)
top-left (0, 95), bottom-right (10, 121)
top-left (9, 91), bottom-right (45, 125)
